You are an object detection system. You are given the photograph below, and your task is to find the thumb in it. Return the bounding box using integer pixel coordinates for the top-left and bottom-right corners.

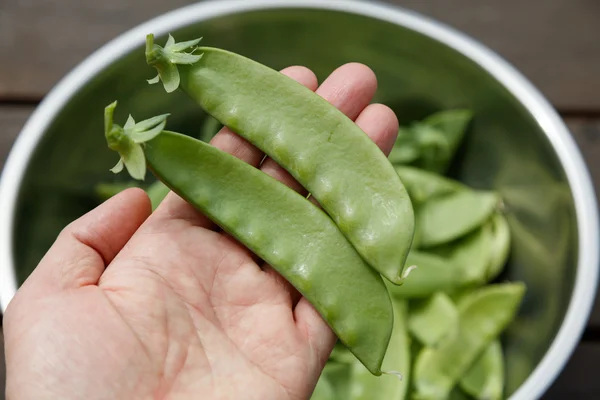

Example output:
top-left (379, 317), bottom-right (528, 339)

top-left (18, 188), bottom-right (151, 298)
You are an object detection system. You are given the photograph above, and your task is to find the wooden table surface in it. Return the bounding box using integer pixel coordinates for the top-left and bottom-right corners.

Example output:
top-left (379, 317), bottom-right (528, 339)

top-left (1, 0), bottom-right (599, 398)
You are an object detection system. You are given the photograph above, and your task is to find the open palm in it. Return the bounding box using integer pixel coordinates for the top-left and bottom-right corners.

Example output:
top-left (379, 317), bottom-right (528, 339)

top-left (3, 64), bottom-right (399, 400)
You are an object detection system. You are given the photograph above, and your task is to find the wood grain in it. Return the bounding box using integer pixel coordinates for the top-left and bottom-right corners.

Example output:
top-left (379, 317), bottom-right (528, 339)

top-left (1, 0), bottom-right (600, 109)
top-left (0, 106), bottom-right (33, 169)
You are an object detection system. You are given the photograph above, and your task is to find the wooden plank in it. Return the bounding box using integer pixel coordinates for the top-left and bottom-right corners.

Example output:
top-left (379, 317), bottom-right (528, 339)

top-left (543, 342), bottom-right (600, 399)
top-left (0, 106), bottom-right (32, 170)
top-left (391, 0), bottom-right (600, 112)
top-left (1, 0), bottom-right (600, 109)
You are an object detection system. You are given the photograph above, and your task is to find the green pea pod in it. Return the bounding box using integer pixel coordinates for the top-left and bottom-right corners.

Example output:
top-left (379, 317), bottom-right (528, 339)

top-left (145, 34), bottom-right (415, 285)
top-left (408, 292), bottom-right (458, 347)
top-left (349, 300), bottom-right (410, 400)
top-left (386, 251), bottom-right (463, 299)
top-left (486, 212), bottom-right (511, 281)
top-left (104, 103), bottom-right (394, 375)
top-left (388, 109), bottom-right (472, 174)
top-left (459, 340), bottom-right (504, 400)
top-left (311, 374), bottom-right (336, 400)
top-left (411, 213), bottom-right (424, 249)
top-left (411, 123), bottom-right (453, 173)
top-left (447, 387), bottom-right (472, 400)
top-left (389, 123), bottom-right (450, 172)
top-left (323, 362), bottom-right (353, 400)
top-left (417, 190), bottom-right (500, 248)
top-left (421, 109), bottom-right (473, 174)
top-left (388, 126), bottom-right (421, 165)
top-left (413, 282), bottom-right (525, 400)
top-left (394, 166), bottom-right (466, 205)
top-left (431, 223), bottom-right (493, 288)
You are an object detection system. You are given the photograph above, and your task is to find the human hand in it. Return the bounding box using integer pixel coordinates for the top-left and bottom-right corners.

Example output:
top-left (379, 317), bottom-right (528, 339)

top-left (3, 63), bottom-right (399, 400)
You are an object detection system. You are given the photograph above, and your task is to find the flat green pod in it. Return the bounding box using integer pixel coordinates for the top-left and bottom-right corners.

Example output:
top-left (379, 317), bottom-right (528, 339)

top-left (431, 223), bottom-right (494, 288)
top-left (422, 109), bottom-right (473, 174)
top-left (388, 109), bottom-right (473, 174)
top-left (486, 212), bottom-right (511, 282)
top-left (460, 340), bottom-right (504, 400)
top-left (412, 283), bottom-right (525, 399)
top-left (323, 362), bottom-right (353, 400)
top-left (311, 373), bottom-right (336, 400)
top-left (349, 300), bottom-right (411, 400)
top-left (416, 190), bottom-right (500, 248)
top-left (394, 165), bottom-right (466, 205)
top-left (104, 103), bottom-right (394, 376)
top-left (145, 34), bottom-right (415, 285)
top-left (386, 251), bottom-right (463, 299)
top-left (408, 292), bottom-right (458, 347)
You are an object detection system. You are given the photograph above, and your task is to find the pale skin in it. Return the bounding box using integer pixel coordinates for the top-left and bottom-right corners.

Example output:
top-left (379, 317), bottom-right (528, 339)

top-left (3, 63), bottom-right (399, 400)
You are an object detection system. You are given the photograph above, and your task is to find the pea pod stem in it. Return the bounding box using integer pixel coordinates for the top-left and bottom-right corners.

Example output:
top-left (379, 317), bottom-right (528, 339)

top-left (145, 33), bottom-right (415, 285)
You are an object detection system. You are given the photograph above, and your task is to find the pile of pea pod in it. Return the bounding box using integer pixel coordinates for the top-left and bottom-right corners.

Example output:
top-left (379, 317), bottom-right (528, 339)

top-left (308, 110), bottom-right (525, 400)
top-left (95, 34), bottom-right (526, 400)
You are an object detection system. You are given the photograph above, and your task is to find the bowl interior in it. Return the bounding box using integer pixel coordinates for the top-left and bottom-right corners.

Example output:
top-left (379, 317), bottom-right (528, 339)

top-left (11, 6), bottom-right (577, 396)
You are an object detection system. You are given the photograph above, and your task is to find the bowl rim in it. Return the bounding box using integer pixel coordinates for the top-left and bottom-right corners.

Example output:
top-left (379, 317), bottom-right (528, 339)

top-left (1, 0), bottom-right (598, 398)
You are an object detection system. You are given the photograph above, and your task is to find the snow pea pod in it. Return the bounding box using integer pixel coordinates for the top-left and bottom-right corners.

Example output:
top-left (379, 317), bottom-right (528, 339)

top-left (311, 374), bottom-right (336, 400)
top-left (388, 109), bottom-right (472, 174)
top-left (459, 340), bottom-right (504, 400)
top-left (386, 251), bottom-right (463, 299)
top-left (417, 190), bottom-right (500, 248)
top-left (420, 109), bottom-right (473, 174)
top-left (431, 223), bottom-right (493, 288)
top-left (349, 300), bottom-right (410, 400)
top-left (408, 292), bottom-right (458, 347)
top-left (394, 166), bottom-right (465, 205)
top-left (486, 212), bottom-right (511, 281)
top-left (323, 362), bottom-right (353, 400)
top-left (412, 283), bottom-right (525, 400)
top-left (145, 34), bottom-right (415, 285)
top-left (104, 103), bottom-right (394, 375)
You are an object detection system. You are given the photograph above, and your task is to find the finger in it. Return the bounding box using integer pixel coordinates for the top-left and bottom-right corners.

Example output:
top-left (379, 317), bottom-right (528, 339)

top-left (354, 103), bottom-right (400, 156)
top-left (20, 188), bottom-right (151, 296)
top-left (294, 297), bottom-right (337, 370)
top-left (149, 66), bottom-right (320, 229)
top-left (259, 62), bottom-right (379, 197)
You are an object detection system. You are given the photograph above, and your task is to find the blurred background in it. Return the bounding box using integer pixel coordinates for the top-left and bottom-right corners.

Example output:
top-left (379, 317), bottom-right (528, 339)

top-left (0, 0), bottom-right (599, 398)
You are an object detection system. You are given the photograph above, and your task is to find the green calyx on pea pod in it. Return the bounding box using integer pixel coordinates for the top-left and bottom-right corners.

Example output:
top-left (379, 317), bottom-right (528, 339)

top-left (98, 32), bottom-right (527, 398)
